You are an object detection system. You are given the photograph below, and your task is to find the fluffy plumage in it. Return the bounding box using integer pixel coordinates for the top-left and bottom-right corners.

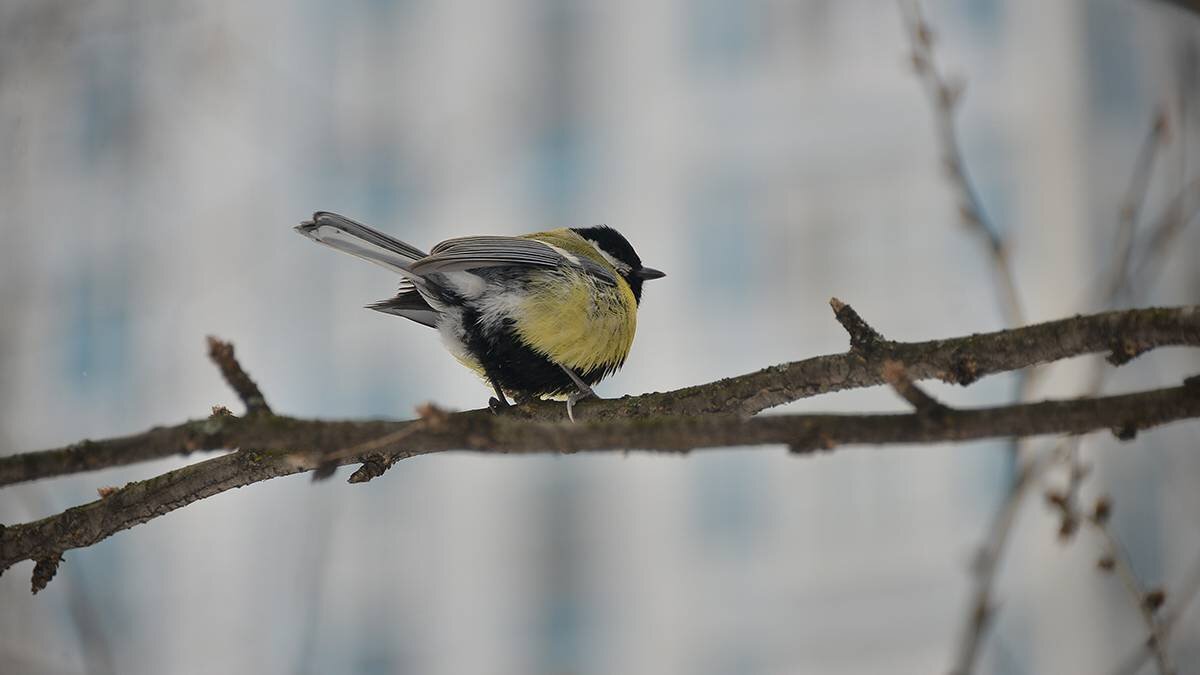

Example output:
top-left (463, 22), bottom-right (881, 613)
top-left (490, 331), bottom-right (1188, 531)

top-left (295, 212), bottom-right (663, 409)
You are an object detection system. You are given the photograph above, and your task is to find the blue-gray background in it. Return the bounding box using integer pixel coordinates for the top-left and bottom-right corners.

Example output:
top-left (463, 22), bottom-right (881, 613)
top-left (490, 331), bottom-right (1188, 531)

top-left (2, 1), bottom-right (1199, 673)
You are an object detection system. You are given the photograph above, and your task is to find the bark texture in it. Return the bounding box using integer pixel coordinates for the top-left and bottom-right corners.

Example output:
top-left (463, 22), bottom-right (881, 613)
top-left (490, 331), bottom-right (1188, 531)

top-left (2, 302), bottom-right (1199, 591)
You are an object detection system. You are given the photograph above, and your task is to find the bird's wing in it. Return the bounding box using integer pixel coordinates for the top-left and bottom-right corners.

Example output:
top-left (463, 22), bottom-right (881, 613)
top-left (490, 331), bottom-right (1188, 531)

top-left (413, 236), bottom-right (617, 285)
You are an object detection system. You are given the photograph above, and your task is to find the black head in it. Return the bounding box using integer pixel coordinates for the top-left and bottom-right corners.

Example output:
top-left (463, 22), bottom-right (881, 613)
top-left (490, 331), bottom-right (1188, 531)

top-left (572, 225), bottom-right (665, 303)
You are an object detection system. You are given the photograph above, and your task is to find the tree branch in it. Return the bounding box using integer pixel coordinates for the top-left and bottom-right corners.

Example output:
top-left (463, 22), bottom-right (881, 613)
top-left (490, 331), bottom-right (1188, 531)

top-left (2, 302), bottom-right (1199, 594)
top-left (3, 379), bottom-right (1199, 583)
top-left (3, 304), bottom-right (1197, 487)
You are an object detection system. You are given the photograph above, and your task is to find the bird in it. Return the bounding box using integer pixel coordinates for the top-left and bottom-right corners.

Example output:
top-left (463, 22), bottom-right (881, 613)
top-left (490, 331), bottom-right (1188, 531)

top-left (294, 212), bottom-right (664, 421)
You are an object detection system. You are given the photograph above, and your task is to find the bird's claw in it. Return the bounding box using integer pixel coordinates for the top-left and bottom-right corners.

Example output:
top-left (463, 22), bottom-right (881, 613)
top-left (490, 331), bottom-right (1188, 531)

top-left (488, 379), bottom-right (512, 415)
top-left (566, 389), bottom-right (595, 423)
top-left (559, 366), bottom-right (596, 422)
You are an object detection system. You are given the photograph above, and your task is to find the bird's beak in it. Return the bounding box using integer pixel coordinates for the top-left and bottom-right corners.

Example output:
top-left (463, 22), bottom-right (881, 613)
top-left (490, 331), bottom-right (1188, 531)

top-left (634, 266), bottom-right (666, 280)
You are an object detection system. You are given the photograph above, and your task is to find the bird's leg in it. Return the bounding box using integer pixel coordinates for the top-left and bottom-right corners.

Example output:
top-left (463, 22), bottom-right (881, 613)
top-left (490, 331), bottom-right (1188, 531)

top-left (560, 366), bottom-right (596, 423)
top-left (488, 379), bottom-right (511, 414)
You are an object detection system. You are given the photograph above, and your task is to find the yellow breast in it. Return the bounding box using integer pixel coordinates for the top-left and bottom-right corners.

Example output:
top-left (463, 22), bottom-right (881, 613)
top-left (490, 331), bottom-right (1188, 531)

top-left (513, 264), bottom-right (638, 374)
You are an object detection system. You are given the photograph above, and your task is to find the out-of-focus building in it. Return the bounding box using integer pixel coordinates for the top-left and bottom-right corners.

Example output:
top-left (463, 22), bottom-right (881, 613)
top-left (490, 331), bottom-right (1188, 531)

top-left (1, 1), bottom-right (1197, 673)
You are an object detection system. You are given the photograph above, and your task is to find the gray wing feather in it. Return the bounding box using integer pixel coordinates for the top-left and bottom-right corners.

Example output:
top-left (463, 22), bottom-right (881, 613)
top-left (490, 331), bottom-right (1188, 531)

top-left (576, 257), bottom-right (619, 286)
top-left (414, 236), bottom-right (616, 285)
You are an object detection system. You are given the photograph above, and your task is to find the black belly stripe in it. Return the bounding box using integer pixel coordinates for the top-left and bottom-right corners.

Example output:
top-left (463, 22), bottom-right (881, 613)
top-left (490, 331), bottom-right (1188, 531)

top-left (461, 307), bottom-right (611, 397)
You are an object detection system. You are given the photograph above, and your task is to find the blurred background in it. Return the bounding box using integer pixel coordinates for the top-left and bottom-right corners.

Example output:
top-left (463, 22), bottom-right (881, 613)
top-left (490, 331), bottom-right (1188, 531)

top-left (2, 0), bottom-right (1200, 673)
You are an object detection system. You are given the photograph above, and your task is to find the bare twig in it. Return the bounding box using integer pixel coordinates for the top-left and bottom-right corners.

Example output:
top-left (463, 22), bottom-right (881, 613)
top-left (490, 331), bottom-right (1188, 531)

top-left (1086, 502), bottom-right (1175, 675)
top-left (830, 297), bottom-right (886, 354)
top-left (2, 380), bottom-right (1199, 587)
top-left (1130, 180), bottom-right (1200, 298)
top-left (1114, 552), bottom-right (1200, 675)
top-left (882, 360), bottom-right (948, 416)
top-left (1055, 436), bottom-right (1090, 541)
top-left (950, 451), bottom-right (1058, 675)
top-left (1159, 557), bottom-right (1200, 639)
top-left (1042, 491), bottom-right (1175, 673)
top-left (901, 1), bottom-right (1024, 327)
top-left (3, 304), bottom-right (1197, 487)
top-left (1106, 110), bottom-right (1170, 305)
top-left (206, 336), bottom-right (272, 416)
top-left (312, 404), bottom-right (448, 480)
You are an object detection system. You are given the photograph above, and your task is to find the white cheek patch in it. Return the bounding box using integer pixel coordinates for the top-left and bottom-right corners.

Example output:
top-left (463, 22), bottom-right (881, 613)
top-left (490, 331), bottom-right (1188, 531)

top-left (585, 239), bottom-right (631, 275)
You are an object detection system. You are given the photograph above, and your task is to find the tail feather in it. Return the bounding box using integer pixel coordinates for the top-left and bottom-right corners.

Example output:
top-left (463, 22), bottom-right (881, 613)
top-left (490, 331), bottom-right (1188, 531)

top-left (367, 291), bottom-right (439, 328)
top-left (295, 212), bottom-right (428, 276)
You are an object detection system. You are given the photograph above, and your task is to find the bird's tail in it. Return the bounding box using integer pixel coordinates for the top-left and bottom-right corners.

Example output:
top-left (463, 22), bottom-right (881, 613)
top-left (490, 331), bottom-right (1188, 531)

top-left (294, 212), bottom-right (429, 275)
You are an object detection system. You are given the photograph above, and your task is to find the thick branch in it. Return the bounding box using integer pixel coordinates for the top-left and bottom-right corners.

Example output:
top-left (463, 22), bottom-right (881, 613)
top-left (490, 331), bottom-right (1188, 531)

top-left (3, 382), bottom-right (1200, 577)
top-left (3, 304), bottom-right (1198, 487)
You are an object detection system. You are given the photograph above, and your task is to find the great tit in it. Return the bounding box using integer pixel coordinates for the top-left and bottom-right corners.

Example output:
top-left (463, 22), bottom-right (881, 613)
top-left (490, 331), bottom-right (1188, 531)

top-left (295, 212), bottom-right (665, 420)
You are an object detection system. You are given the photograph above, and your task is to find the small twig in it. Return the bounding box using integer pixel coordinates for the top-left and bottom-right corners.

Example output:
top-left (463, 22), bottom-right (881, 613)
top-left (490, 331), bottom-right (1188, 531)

top-left (1082, 497), bottom-right (1175, 675)
top-left (309, 404), bottom-right (449, 480)
top-left (901, 1), bottom-right (1024, 327)
top-left (1130, 179), bottom-right (1200, 298)
top-left (1095, 542), bottom-right (1173, 675)
top-left (1044, 489), bottom-right (1175, 673)
top-left (1106, 110), bottom-right (1170, 305)
top-left (1158, 559), bottom-right (1200, 649)
top-left (206, 336), bottom-right (272, 417)
top-left (1055, 437), bottom-right (1091, 541)
top-left (1113, 551), bottom-right (1200, 675)
top-left (949, 453), bottom-right (1055, 675)
top-left (830, 297), bottom-right (886, 354)
top-left (882, 360), bottom-right (947, 415)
